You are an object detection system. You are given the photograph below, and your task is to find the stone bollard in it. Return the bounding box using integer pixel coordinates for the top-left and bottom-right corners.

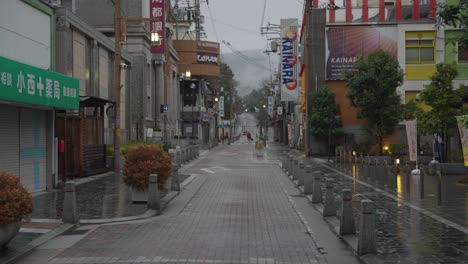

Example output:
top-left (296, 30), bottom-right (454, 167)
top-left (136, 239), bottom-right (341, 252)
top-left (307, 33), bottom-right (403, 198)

top-left (298, 162), bottom-right (305, 186)
top-left (171, 164), bottom-right (180, 192)
top-left (195, 146), bottom-right (199, 157)
top-left (181, 149), bottom-right (186, 164)
top-left (311, 172), bottom-right (323, 204)
top-left (287, 155), bottom-right (293, 175)
top-left (176, 150), bottom-right (182, 167)
top-left (148, 174), bottom-right (160, 211)
top-left (62, 181), bottom-right (79, 223)
top-left (169, 151), bottom-right (176, 165)
top-left (339, 189), bottom-right (356, 235)
top-left (428, 159), bottom-right (439, 176)
top-left (292, 158), bottom-right (299, 180)
top-left (303, 165), bottom-right (314, 194)
top-left (358, 200), bottom-right (377, 255)
top-left (323, 178), bottom-right (336, 217)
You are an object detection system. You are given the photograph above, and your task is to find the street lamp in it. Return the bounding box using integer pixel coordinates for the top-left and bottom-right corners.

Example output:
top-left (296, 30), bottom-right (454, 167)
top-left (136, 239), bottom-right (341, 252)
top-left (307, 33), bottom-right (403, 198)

top-left (214, 97), bottom-right (218, 102)
top-left (185, 69), bottom-right (191, 79)
top-left (150, 29), bottom-right (161, 47)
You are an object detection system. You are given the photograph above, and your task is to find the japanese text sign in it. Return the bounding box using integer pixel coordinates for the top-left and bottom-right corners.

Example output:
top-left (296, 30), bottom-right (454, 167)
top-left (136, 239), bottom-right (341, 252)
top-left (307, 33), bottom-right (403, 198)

top-left (0, 56), bottom-right (79, 109)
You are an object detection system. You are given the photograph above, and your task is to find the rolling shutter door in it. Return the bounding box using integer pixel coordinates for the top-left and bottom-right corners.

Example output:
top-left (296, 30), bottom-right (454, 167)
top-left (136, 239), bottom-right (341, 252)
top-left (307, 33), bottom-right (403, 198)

top-left (20, 108), bottom-right (47, 192)
top-left (0, 105), bottom-right (19, 175)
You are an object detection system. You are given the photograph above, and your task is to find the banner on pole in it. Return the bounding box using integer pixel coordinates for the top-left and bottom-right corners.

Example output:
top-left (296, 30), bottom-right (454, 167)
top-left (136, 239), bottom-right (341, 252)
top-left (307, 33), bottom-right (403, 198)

top-left (406, 120), bottom-right (417, 162)
top-left (280, 18), bottom-right (299, 102)
top-left (456, 115), bottom-right (468, 166)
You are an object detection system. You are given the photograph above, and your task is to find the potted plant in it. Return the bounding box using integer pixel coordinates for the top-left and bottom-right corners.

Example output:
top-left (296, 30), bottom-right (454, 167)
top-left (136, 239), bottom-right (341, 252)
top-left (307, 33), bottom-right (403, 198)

top-left (0, 171), bottom-right (33, 248)
top-left (122, 144), bottom-right (172, 202)
top-left (255, 139), bottom-right (266, 157)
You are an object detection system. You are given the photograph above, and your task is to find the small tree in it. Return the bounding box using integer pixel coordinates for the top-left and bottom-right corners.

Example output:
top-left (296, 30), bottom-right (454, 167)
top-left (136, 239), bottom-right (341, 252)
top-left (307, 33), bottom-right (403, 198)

top-left (309, 86), bottom-right (341, 158)
top-left (345, 50), bottom-right (404, 155)
top-left (416, 63), bottom-right (466, 161)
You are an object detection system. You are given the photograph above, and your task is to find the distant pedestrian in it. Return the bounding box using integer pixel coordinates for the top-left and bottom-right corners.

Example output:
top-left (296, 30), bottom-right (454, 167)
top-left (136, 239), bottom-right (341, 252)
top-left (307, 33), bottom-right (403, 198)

top-left (246, 132), bottom-right (253, 141)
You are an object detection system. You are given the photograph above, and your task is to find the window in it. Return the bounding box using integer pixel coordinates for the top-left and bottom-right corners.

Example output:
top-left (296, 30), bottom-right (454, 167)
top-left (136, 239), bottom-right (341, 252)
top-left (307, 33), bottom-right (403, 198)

top-left (458, 41), bottom-right (468, 63)
top-left (405, 38), bottom-right (435, 64)
top-left (405, 31), bottom-right (436, 64)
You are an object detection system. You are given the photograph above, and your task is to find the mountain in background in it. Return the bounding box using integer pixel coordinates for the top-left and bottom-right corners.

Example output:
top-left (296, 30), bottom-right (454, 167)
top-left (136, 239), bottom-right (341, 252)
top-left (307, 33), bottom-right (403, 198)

top-left (220, 50), bottom-right (279, 96)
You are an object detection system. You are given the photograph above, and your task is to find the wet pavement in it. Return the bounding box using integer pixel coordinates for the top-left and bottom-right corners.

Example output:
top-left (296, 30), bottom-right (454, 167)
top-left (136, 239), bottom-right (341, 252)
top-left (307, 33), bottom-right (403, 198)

top-left (31, 171), bottom-right (190, 220)
top-left (277, 149), bottom-right (468, 263)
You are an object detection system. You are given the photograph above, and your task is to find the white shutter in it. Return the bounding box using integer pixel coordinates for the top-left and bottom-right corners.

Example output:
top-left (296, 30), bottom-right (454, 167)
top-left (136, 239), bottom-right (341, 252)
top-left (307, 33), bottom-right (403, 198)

top-left (19, 108), bottom-right (47, 192)
top-left (0, 105), bottom-right (19, 175)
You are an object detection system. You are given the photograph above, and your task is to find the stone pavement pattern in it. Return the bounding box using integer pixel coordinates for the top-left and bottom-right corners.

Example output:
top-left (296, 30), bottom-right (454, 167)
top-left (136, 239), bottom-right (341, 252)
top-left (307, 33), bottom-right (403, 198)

top-left (45, 144), bottom-right (324, 264)
top-left (298, 159), bottom-right (468, 264)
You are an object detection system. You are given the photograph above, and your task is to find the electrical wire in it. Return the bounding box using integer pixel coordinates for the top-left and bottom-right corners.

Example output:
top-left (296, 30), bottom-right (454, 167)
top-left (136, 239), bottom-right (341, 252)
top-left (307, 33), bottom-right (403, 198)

top-left (222, 41), bottom-right (273, 73)
top-left (260, 0), bottom-right (267, 28)
top-left (206, 3), bottom-right (220, 43)
top-left (205, 16), bottom-right (259, 35)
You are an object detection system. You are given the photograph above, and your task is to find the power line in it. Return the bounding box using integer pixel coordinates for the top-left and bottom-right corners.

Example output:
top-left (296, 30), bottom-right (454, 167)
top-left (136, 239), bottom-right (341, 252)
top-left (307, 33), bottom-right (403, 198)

top-left (206, 3), bottom-right (220, 43)
top-left (260, 0), bottom-right (267, 28)
top-left (222, 41), bottom-right (272, 73)
top-left (205, 16), bottom-right (259, 35)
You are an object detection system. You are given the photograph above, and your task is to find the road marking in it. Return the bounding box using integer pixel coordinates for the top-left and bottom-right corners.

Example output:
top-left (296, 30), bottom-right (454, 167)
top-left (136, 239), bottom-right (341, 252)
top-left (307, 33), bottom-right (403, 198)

top-left (200, 168), bottom-right (215, 174)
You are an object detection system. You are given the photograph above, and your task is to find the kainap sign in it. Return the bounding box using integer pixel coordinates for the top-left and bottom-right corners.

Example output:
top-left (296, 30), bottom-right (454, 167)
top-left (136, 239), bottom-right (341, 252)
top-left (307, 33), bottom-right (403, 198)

top-left (280, 18), bottom-right (299, 102)
top-left (197, 53), bottom-right (218, 65)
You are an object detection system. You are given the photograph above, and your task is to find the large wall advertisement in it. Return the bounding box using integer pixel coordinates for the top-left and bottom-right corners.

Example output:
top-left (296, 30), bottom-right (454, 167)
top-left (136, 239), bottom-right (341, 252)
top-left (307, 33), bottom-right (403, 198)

top-left (326, 26), bottom-right (397, 80)
top-left (280, 19), bottom-right (299, 102)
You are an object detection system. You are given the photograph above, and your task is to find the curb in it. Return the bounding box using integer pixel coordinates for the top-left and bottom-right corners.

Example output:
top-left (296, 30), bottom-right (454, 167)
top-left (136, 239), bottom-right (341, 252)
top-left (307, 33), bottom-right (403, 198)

top-left (0, 223), bottom-right (75, 264)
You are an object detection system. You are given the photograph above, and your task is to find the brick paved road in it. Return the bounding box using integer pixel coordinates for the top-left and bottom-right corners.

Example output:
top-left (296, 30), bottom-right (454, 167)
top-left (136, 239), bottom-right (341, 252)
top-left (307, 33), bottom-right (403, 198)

top-left (46, 143), bottom-right (325, 264)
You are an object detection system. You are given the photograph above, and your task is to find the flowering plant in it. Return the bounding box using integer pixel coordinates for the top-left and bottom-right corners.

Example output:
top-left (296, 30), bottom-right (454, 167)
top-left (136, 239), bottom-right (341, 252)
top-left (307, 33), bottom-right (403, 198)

top-left (0, 171), bottom-right (33, 224)
top-left (122, 144), bottom-right (172, 191)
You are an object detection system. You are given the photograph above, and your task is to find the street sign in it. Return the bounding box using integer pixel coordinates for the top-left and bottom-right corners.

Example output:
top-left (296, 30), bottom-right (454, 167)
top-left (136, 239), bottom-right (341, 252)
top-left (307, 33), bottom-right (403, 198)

top-left (160, 104), bottom-right (169, 113)
top-left (277, 106), bottom-right (283, 115)
top-left (219, 96), bottom-right (225, 117)
top-left (268, 96), bottom-right (274, 117)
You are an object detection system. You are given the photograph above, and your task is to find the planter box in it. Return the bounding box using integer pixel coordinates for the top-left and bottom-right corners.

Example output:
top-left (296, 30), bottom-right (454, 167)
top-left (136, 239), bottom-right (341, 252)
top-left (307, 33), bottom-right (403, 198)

top-left (131, 188), bottom-right (148, 203)
top-left (0, 221), bottom-right (21, 248)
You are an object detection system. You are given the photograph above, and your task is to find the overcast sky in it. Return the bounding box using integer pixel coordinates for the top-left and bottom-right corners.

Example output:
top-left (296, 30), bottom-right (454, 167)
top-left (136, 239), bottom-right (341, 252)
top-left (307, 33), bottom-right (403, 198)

top-left (200, 0), bottom-right (305, 53)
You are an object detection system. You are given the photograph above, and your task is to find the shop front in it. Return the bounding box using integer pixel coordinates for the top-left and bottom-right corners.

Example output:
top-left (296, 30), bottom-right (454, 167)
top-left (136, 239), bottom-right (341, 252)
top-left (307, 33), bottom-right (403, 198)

top-left (0, 56), bottom-right (79, 192)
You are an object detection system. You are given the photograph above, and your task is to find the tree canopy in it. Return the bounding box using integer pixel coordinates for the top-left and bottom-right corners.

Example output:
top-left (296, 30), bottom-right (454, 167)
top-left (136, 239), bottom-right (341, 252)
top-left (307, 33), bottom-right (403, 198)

top-left (345, 50), bottom-right (404, 154)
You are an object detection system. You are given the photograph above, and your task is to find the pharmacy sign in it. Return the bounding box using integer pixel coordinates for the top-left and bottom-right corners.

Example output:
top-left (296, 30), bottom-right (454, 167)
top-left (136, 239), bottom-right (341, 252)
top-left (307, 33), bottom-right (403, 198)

top-left (0, 56), bottom-right (79, 109)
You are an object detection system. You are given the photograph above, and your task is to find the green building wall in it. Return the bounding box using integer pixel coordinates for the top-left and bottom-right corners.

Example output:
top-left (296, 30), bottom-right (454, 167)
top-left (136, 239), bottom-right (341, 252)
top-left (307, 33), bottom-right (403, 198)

top-left (445, 30), bottom-right (468, 79)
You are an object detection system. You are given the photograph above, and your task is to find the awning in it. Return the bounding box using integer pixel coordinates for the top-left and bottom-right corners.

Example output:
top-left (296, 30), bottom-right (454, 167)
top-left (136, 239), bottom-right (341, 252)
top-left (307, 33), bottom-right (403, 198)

top-left (79, 96), bottom-right (113, 107)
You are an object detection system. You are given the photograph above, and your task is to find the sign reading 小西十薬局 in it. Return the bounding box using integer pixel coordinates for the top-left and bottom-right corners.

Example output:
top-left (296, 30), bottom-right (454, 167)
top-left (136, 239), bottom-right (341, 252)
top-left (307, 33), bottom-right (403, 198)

top-left (280, 18), bottom-right (299, 103)
top-left (0, 56), bottom-right (79, 110)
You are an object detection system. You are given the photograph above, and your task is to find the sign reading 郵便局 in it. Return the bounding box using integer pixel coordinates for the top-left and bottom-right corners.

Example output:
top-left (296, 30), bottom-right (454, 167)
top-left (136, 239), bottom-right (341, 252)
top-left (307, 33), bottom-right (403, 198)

top-left (150, 0), bottom-right (165, 54)
top-left (0, 56), bottom-right (79, 110)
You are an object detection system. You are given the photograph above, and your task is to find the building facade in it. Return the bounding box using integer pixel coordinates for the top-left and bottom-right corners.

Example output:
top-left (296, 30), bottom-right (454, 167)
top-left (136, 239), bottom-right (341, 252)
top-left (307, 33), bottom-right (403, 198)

top-left (301, 0), bottom-right (467, 154)
top-left (0, 0), bottom-right (79, 192)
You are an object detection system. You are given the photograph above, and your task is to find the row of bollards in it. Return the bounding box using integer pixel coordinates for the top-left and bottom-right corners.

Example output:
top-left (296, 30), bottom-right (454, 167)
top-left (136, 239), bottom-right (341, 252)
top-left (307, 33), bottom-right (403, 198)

top-left (62, 145), bottom-right (200, 224)
top-left (281, 153), bottom-right (377, 256)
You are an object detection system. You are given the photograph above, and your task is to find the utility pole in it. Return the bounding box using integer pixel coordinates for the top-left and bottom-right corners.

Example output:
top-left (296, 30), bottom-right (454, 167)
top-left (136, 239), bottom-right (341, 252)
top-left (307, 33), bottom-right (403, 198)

top-left (113, 0), bottom-right (160, 175)
top-left (195, 0), bottom-right (200, 40)
top-left (113, 0), bottom-right (122, 176)
top-left (228, 92), bottom-right (233, 145)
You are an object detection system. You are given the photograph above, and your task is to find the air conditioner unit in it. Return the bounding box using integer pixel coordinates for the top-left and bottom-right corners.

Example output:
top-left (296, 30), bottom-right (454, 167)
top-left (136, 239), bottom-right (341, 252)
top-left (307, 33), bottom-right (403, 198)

top-left (415, 93), bottom-right (421, 101)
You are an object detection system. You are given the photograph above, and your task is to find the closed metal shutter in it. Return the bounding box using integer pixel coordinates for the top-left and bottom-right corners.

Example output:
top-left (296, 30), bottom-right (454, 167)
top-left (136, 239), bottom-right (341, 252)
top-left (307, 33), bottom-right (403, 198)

top-left (0, 105), bottom-right (19, 175)
top-left (20, 108), bottom-right (47, 192)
